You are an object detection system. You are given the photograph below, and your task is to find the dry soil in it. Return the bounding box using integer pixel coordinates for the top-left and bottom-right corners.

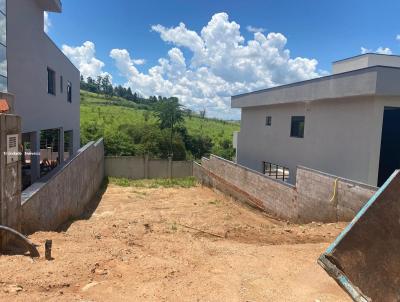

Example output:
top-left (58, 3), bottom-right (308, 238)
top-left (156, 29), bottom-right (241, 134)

top-left (0, 184), bottom-right (351, 301)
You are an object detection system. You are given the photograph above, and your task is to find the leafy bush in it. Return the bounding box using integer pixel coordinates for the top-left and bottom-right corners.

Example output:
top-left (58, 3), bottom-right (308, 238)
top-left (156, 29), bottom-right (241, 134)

top-left (104, 132), bottom-right (136, 156)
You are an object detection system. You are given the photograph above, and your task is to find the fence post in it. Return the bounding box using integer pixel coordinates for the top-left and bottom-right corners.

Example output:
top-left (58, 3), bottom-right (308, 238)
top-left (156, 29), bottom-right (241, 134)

top-left (168, 156), bottom-right (172, 179)
top-left (144, 154), bottom-right (149, 179)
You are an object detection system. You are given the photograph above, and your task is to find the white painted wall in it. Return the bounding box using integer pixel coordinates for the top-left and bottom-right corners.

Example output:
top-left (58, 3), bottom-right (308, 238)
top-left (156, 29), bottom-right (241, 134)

top-left (236, 96), bottom-right (397, 186)
top-left (6, 0), bottom-right (80, 152)
top-left (333, 54), bottom-right (400, 74)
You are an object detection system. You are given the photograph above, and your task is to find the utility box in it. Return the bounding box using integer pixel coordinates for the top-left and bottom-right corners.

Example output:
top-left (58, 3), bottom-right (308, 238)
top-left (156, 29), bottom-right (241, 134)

top-left (0, 94), bottom-right (22, 250)
top-left (6, 134), bottom-right (19, 164)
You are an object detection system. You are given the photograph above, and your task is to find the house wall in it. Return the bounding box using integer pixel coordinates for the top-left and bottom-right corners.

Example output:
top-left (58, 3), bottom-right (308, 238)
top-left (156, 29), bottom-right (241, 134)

top-left (237, 97), bottom-right (384, 186)
top-left (6, 0), bottom-right (80, 152)
top-left (332, 55), bottom-right (370, 74)
top-left (333, 54), bottom-right (400, 74)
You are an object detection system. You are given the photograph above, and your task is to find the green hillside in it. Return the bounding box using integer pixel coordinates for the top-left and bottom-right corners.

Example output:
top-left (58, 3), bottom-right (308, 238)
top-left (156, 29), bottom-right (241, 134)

top-left (80, 90), bottom-right (240, 159)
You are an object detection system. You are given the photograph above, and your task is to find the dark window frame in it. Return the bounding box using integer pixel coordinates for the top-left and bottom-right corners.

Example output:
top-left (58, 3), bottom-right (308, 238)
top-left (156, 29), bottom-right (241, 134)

top-left (60, 75), bottom-right (63, 93)
top-left (265, 116), bottom-right (272, 126)
top-left (47, 67), bottom-right (56, 95)
top-left (67, 81), bottom-right (72, 103)
top-left (290, 116), bottom-right (305, 138)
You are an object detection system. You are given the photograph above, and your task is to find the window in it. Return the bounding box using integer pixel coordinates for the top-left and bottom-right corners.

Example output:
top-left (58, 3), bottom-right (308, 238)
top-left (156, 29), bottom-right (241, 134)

top-left (263, 161), bottom-right (290, 182)
top-left (0, 0), bottom-right (7, 92)
top-left (60, 76), bottom-right (63, 93)
top-left (0, 75), bottom-right (6, 91)
top-left (47, 68), bottom-right (56, 95)
top-left (0, 0), bottom-right (5, 14)
top-left (290, 116), bottom-right (305, 138)
top-left (265, 116), bottom-right (272, 126)
top-left (67, 81), bottom-right (72, 102)
top-left (0, 43), bottom-right (7, 90)
top-left (0, 44), bottom-right (6, 77)
top-left (0, 6), bottom-right (6, 46)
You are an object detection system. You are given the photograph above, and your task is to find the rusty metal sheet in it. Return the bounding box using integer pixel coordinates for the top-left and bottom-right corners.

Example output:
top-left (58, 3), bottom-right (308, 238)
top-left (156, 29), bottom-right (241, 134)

top-left (319, 170), bottom-right (400, 302)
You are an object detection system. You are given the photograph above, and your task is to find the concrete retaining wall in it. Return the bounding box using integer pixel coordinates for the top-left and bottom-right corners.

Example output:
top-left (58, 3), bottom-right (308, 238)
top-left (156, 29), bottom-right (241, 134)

top-left (21, 138), bottom-right (104, 234)
top-left (195, 155), bottom-right (377, 223)
top-left (105, 156), bottom-right (193, 179)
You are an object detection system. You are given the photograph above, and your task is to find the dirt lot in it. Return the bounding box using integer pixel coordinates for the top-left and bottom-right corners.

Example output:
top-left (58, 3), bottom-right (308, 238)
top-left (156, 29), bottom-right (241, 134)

top-left (0, 183), bottom-right (351, 301)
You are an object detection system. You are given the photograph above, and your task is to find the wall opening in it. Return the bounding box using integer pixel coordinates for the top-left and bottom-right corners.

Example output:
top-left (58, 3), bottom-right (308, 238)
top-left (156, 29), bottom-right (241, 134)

top-left (263, 161), bottom-right (290, 182)
top-left (64, 130), bottom-right (73, 161)
top-left (47, 68), bottom-right (56, 95)
top-left (378, 107), bottom-right (400, 186)
top-left (290, 116), bottom-right (305, 138)
top-left (40, 128), bottom-right (60, 177)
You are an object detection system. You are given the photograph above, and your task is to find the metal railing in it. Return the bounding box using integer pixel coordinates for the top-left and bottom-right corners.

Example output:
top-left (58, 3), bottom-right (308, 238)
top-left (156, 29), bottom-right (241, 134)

top-left (263, 161), bottom-right (290, 182)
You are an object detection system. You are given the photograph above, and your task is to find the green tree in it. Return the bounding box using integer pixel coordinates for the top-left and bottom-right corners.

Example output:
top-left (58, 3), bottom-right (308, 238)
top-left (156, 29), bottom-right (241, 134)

top-left (154, 97), bottom-right (184, 157)
top-left (185, 108), bottom-right (193, 120)
top-left (199, 108), bottom-right (206, 119)
top-left (101, 75), bottom-right (113, 97)
top-left (213, 138), bottom-right (235, 160)
top-left (186, 135), bottom-right (213, 159)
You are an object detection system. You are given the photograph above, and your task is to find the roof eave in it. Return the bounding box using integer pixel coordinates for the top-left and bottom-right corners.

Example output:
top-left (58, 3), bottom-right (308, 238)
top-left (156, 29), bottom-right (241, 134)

top-left (231, 66), bottom-right (400, 109)
top-left (37, 0), bottom-right (62, 13)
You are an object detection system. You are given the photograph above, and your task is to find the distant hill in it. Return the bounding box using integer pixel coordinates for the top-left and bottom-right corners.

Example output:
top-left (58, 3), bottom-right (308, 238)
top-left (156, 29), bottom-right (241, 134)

top-left (80, 90), bottom-right (240, 159)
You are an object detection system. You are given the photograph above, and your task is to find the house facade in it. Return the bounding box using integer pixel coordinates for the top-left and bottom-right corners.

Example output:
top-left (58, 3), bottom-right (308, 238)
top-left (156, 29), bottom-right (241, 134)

top-left (232, 54), bottom-right (400, 187)
top-left (1, 0), bottom-right (80, 187)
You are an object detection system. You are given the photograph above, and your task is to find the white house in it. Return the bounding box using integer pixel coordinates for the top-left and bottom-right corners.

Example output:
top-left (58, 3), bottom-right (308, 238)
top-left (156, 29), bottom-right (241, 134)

top-left (232, 54), bottom-right (400, 187)
top-left (1, 0), bottom-right (80, 188)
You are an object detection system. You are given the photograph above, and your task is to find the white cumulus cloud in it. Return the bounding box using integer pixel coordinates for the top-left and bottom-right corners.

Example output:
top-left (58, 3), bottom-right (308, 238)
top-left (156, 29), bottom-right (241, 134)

top-left (111, 12), bottom-right (322, 119)
top-left (62, 41), bottom-right (111, 80)
top-left (133, 59), bottom-right (146, 65)
top-left (44, 12), bottom-right (51, 33)
top-left (246, 25), bottom-right (266, 33)
top-left (361, 46), bottom-right (392, 55)
top-left (396, 34), bottom-right (400, 41)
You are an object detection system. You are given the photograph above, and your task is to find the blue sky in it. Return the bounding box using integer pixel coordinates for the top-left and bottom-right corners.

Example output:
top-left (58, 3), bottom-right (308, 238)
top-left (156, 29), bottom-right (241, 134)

top-left (47, 0), bottom-right (400, 119)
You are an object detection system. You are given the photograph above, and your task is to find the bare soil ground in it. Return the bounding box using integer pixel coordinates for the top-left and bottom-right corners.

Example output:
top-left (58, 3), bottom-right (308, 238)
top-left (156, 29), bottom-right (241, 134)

top-left (0, 184), bottom-right (350, 301)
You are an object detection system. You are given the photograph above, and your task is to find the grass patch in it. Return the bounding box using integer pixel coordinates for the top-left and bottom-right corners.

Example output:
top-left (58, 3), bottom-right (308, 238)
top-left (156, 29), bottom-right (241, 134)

top-left (109, 176), bottom-right (198, 188)
top-left (80, 90), bottom-right (240, 157)
top-left (209, 199), bottom-right (222, 205)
